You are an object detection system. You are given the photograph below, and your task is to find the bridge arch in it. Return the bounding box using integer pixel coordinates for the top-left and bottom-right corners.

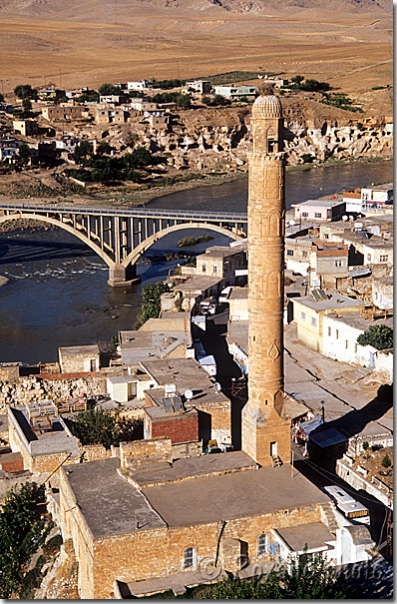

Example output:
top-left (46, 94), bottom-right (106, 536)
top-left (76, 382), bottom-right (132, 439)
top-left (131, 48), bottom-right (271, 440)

top-left (0, 212), bottom-right (114, 267)
top-left (0, 212), bottom-right (246, 286)
top-left (121, 221), bottom-right (244, 269)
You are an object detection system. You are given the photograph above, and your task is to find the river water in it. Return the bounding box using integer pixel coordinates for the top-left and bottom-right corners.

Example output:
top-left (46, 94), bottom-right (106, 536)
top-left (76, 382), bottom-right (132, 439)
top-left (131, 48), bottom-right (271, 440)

top-left (0, 160), bottom-right (393, 364)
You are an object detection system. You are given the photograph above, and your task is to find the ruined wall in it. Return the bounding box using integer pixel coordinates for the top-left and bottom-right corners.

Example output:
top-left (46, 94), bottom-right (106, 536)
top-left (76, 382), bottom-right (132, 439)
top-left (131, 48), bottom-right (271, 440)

top-left (0, 374), bottom-right (108, 413)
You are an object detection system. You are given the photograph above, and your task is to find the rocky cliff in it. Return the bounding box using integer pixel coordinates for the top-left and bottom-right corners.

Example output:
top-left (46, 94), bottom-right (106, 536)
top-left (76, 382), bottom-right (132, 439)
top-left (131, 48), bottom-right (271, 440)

top-left (130, 101), bottom-right (393, 174)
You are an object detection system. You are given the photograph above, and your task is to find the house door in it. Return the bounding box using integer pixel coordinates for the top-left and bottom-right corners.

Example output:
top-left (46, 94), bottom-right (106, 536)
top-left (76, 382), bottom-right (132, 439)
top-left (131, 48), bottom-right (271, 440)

top-left (270, 441), bottom-right (277, 457)
top-left (369, 352), bottom-right (375, 368)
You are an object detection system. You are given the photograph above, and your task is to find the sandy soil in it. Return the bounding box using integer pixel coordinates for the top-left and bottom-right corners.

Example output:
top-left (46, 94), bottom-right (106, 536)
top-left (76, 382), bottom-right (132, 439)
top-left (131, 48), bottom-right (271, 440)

top-left (0, 1), bottom-right (392, 97)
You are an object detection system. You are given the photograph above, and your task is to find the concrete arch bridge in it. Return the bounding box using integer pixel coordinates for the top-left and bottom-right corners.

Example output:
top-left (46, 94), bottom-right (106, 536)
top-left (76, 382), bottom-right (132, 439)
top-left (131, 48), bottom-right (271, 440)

top-left (0, 204), bottom-right (247, 287)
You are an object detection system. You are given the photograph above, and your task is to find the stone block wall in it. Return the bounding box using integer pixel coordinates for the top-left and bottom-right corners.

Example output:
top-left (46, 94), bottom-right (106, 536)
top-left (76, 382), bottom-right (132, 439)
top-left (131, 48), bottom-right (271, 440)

top-left (64, 499), bottom-right (325, 599)
top-left (120, 437), bottom-right (172, 470)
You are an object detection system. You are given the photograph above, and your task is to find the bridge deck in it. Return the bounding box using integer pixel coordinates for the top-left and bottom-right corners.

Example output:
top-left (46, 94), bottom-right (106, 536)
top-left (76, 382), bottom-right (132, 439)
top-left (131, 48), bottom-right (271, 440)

top-left (0, 203), bottom-right (247, 222)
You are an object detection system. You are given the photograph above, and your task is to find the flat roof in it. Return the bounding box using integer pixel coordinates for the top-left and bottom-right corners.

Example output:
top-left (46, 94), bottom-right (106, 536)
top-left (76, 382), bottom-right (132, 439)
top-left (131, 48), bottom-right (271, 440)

top-left (174, 276), bottom-right (223, 294)
top-left (292, 199), bottom-right (344, 208)
top-left (63, 458), bottom-right (166, 538)
top-left (291, 293), bottom-right (362, 312)
top-left (58, 344), bottom-right (99, 356)
top-left (130, 451), bottom-right (256, 488)
top-left (144, 463), bottom-right (328, 527)
top-left (326, 312), bottom-right (393, 332)
top-left (229, 287), bottom-right (248, 300)
top-left (119, 328), bottom-right (191, 366)
top-left (140, 358), bottom-right (229, 405)
top-left (200, 245), bottom-right (243, 258)
top-left (273, 521), bottom-right (334, 552)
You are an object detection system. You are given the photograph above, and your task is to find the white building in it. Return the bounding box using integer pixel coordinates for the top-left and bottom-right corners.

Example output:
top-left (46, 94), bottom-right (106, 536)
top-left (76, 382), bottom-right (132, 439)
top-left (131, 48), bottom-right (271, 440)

top-left (322, 312), bottom-right (393, 369)
top-left (127, 80), bottom-right (151, 92)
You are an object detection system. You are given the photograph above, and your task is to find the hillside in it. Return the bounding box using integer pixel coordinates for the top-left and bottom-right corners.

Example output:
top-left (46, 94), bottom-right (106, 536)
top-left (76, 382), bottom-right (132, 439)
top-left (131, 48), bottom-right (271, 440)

top-left (0, 0), bottom-right (392, 102)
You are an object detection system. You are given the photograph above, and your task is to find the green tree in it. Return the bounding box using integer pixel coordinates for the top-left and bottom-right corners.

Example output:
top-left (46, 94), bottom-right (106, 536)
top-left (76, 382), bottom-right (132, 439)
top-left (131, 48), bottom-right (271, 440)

top-left (73, 139), bottom-right (93, 164)
top-left (0, 482), bottom-right (52, 599)
top-left (14, 84), bottom-right (35, 100)
top-left (22, 97), bottom-right (32, 117)
top-left (18, 143), bottom-right (31, 165)
top-left (98, 83), bottom-right (121, 96)
top-left (381, 453), bottom-right (392, 468)
top-left (175, 93), bottom-right (191, 108)
top-left (96, 141), bottom-right (113, 156)
top-left (107, 335), bottom-right (119, 353)
top-left (357, 324), bottom-right (393, 351)
top-left (77, 90), bottom-right (100, 103)
top-left (135, 281), bottom-right (169, 329)
top-left (362, 441), bottom-right (369, 451)
top-left (65, 408), bottom-right (141, 450)
top-left (200, 549), bottom-right (356, 599)
top-left (291, 75), bottom-right (304, 85)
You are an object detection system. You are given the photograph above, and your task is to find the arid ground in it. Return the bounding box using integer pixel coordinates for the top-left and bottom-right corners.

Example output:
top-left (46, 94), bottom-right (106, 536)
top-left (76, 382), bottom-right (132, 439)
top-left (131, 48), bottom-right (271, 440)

top-left (0, 0), bottom-right (392, 98)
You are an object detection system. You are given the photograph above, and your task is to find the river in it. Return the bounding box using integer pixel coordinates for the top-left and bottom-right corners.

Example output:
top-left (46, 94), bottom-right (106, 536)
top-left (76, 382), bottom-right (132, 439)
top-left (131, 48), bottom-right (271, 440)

top-left (0, 159), bottom-right (393, 364)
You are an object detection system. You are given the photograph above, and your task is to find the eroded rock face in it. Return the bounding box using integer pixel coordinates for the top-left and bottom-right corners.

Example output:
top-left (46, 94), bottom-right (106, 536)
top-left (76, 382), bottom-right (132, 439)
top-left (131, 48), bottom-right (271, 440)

top-left (131, 109), bottom-right (393, 174)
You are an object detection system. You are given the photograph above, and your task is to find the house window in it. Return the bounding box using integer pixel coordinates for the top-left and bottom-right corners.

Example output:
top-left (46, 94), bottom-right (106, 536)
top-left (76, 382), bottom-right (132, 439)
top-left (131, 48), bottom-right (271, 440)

top-left (311, 317), bottom-right (317, 326)
top-left (354, 343), bottom-right (358, 353)
top-left (183, 547), bottom-right (194, 569)
top-left (367, 254), bottom-right (372, 262)
top-left (202, 264), bottom-right (206, 273)
top-left (336, 329), bottom-right (339, 339)
top-left (380, 255), bottom-right (388, 262)
top-left (314, 212), bottom-right (322, 218)
top-left (335, 260), bottom-right (342, 267)
top-left (287, 250), bottom-right (294, 256)
top-left (302, 212), bottom-right (309, 218)
top-left (324, 233), bottom-right (329, 239)
top-left (258, 533), bottom-right (268, 555)
top-left (302, 251), bottom-right (307, 258)
top-left (328, 326), bottom-right (331, 337)
top-left (301, 311), bottom-right (306, 320)
top-left (345, 340), bottom-right (348, 349)
top-left (213, 266), bottom-right (217, 274)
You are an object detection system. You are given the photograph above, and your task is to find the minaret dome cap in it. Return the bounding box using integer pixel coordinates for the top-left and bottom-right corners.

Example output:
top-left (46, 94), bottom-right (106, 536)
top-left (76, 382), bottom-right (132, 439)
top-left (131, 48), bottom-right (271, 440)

top-left (252, 94), bottom-right (282, 119)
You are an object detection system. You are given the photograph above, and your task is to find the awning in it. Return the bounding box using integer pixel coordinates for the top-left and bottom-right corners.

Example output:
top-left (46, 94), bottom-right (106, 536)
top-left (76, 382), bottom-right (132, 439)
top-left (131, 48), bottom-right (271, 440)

top-left (300, 414), bottom-right (323, 436)
top-left (310, 427), bottom-right (347, 448)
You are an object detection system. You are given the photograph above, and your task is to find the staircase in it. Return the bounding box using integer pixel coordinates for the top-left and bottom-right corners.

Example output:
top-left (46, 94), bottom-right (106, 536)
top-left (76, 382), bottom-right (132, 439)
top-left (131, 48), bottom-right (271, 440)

top-left (271, 455), bottom-right (283, 468)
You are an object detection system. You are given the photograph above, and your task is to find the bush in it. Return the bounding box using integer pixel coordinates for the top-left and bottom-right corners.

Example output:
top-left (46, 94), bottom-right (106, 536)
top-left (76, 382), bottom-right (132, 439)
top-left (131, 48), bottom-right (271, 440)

top-left (357, 324), bottom-right (393, 350)
top-left (362, 441), bottom-right (369, 451)
top-left (0, 482), bottom-right (53, 599)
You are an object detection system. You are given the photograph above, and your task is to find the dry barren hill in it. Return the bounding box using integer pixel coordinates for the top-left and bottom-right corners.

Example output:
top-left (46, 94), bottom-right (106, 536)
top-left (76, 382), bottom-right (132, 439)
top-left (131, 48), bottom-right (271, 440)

top-left (0, 0), bottom-right (392, 97)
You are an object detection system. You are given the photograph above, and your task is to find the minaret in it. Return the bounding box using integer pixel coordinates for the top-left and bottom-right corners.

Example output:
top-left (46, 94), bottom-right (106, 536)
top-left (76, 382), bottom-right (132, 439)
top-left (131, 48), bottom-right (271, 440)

top-left (241, 88), bottom-right (291, 467)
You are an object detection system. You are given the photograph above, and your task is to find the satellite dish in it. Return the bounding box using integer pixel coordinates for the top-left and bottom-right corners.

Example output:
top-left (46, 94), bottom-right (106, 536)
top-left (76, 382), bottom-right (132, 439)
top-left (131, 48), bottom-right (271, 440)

top-left (214, 382), bottom-right (221, 393)
top-left (342, 215), bottom-right (348, 221)
top-left (184, 389), bottom-right (193, 401)
top-left (290, 219), bottom-right (296, 226)
top-left (349, 216), bottom-right (354, 221)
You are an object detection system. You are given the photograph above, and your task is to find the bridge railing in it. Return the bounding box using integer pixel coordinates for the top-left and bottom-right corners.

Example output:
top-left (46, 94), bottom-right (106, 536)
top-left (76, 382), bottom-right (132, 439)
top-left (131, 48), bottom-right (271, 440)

top-left (0, 203), bottom-right (248, 223)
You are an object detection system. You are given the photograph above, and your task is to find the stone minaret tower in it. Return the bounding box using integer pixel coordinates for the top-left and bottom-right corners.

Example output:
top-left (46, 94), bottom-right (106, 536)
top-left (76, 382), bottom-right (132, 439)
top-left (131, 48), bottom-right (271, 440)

top-left (241, 90), bottom-right (291, 467)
